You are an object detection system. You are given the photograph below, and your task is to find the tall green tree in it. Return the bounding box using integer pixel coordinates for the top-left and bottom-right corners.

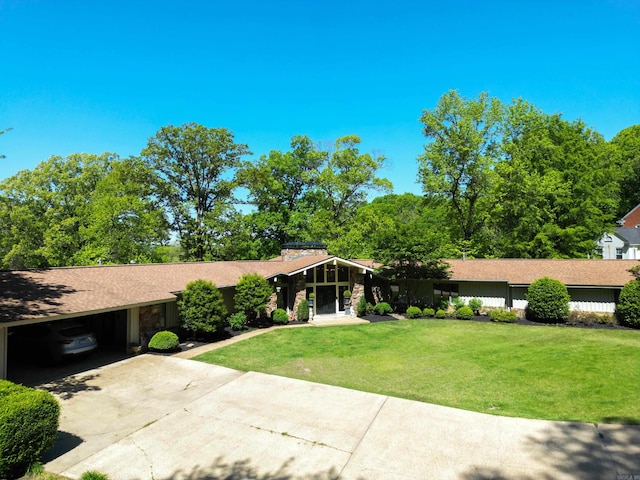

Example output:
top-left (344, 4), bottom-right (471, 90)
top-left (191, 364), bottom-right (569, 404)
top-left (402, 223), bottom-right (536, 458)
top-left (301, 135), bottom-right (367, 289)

top-left (611, 125), bottom-right (640, 218)
top-left (142, 123), bottom-right (250, 261)
top-left (239, 135), bottom-right (325, 258)
top-left (490, 104), bottom-right (617, 258)
top-left (417, 91), bottom-right (502, 246)
top-left (311, 135), bottom-right (392, 242)
top-left (76, 156), bottom-right (169, 264)
top-left (0, 153), bottom-right (169, 269)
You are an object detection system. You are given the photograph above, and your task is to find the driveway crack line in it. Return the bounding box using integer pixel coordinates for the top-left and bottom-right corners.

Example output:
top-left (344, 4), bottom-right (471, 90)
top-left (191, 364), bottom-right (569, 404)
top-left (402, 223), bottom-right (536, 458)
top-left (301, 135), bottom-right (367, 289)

top-left (132, 436), bottom-right (156, 480)
top-left (338, 396), bottom-right (389, 476)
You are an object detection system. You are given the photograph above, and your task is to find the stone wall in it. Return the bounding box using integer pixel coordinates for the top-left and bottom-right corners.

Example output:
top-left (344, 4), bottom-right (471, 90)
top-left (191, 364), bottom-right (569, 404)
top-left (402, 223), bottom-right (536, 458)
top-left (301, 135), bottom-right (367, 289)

top-left (291, 273), bottom-right (307, 320)
top-left (350, 270), bottom-right (365, 317)
top-left (281, 244), bottom-right (328, 261)
top-left (139, 304), bottom-right (165, 348)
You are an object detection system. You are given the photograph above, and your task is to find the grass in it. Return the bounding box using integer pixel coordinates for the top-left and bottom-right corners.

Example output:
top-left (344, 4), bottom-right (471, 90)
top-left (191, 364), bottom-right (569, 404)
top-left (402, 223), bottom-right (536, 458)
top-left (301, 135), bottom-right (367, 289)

top-left (194, 320), bottom-right (640, 424)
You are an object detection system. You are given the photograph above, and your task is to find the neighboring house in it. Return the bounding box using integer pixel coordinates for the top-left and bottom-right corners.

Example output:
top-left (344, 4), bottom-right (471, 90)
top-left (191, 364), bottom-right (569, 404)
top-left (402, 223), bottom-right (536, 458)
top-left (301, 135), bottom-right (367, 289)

top-left (596, 203), bottom-right (640, 259)
top-left (597, 228), bottom-right (640, 259)
top-left (391, 258), bottom-right (637, 315)
top-left (0, 243), bottom-right (374, 380)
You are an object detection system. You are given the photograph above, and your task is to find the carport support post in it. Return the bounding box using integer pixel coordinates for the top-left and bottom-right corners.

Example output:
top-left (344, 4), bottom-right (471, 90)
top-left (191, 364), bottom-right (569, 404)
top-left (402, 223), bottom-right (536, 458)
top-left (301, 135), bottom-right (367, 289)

top-left (0, 326), bottom-right (7, 380)
top-left (127, 307), bottom-right (140, 352)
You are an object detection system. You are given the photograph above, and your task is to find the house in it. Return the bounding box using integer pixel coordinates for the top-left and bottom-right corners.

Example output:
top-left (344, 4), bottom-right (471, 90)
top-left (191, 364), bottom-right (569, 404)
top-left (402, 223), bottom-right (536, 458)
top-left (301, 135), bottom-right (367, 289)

top-left (391, 258), bottom-right (637, 314)
top-left (0, 243), bottom-right (375, 380)
top-left (596, 203), bottom-right (640, 259)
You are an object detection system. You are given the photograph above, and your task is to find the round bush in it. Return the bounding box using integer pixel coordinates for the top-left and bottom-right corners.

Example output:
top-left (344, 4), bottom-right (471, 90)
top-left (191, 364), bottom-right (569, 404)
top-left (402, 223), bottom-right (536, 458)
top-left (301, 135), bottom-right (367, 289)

top-left (148, 331), bottom-right (180, 352)
top-left (178, 279), bottom-right (227, 337)
top-left (0, 380), bottom-right (60, 479)
top-left (272, 308), bottom-right (289, 325)
top-left (456, 305), bottom-right (474, 320)
top-left (525, 277), bottom-right (570, 323)
top-left (228, 312), bottom-right (247, 331)
top-left (405, 306), bottom-right (422, 319)
top-left (435, 309), bottom-right (446, 319)
top-left (617, 280), bottom-right (640, 328)
top-left (423, 307), bottom-right (435, 317)
top-left (373, 302), bottom-right (393, 315)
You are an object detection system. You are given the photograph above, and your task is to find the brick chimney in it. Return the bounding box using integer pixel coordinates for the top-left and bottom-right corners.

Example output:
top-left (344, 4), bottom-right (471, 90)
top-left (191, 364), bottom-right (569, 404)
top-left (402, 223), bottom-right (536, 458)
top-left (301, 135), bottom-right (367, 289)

top-left (281, 242), bottom-right (328, 261)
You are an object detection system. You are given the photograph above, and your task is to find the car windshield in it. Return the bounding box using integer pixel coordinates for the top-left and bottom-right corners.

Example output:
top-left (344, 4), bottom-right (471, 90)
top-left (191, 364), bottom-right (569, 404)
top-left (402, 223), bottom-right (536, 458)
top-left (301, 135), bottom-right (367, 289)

top-left (59, 326), bottom-right (91, 337)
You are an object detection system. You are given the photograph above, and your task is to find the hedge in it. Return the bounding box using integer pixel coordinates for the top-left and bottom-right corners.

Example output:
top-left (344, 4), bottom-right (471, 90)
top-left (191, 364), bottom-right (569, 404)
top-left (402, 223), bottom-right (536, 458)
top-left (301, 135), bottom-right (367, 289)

top-left (0, 380), bottom-right (60, 478)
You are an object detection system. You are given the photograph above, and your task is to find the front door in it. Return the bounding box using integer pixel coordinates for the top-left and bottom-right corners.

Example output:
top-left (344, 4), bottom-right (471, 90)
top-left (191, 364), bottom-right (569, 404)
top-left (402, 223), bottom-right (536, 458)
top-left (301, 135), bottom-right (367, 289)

top-left (316, 285), bottom-right (336, 315)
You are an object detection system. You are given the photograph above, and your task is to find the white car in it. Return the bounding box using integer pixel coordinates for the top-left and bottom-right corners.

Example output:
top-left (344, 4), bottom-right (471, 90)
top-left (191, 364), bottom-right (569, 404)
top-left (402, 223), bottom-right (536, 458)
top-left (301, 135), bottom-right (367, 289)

top-left (12, 322), bottom-right (98, 361)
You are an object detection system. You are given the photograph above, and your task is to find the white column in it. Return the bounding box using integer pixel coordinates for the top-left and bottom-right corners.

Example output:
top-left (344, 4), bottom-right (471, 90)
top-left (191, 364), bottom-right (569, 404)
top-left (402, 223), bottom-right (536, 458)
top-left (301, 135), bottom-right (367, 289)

top-left (127, 307), bottom-right (140, 347)
top-left (0, 326), bottom-right (8, 380)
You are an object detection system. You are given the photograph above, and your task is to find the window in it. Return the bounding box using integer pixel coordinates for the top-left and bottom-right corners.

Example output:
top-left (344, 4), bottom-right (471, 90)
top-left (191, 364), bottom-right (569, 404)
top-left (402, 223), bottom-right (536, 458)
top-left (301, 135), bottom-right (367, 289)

top-left (595, 247), bottom-right (603, 258)
top-left (305, 268), bottom-right (314, 283)
top-left (616, 248), bottom-right (623, 260)
top-left (338, 266), bottom-right (349, 282)
top-left (434, 283), bottom-right (459, 303)
top-left (315, 265), bottom-right (325, 283)
top-left (326, 264), bottom-right (336, 283)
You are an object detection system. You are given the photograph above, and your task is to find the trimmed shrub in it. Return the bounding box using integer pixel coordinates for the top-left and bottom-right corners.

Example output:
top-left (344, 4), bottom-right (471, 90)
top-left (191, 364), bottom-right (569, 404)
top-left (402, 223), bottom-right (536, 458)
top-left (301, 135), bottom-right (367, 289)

top-left (456, 305), bottom-right (474, 320)
top-left (373, 302), bottom-right (393, 315)
top-left (80, 472), bottom-right (110, 480)
top-left (617, 280), bottom-right (640, 328)
top-left (452, 297), bottom-right (465, 311)
top-left (525, 277), bottom-right (570, 323)
top-left (178, 279), bottom-right (227, 338)
top-left (490, 309), bottom-right (518, 323)
top-left (366, 302), bottom-right (375, 315)
top-left (423, 307), bottom-right (435, 317)
top-left (296, 299), bottom-right (309, 321)
top-left (234, 274), bottom-right (273, 322)
top-left (272, 308), bottom-right (289, 325)
top-left (468, 298), bottom-right (483, 314)
top-left (435, 309), bottom-right (446, 319)
top-left (148, 331), bottom-right (180, 352)
top-left (0, 380), bottom-right (60, 479)
top-left (343, 290), bottom-right (352, 298)
top-left (406, 306), bottom-right (423, 319)
top-left (356, 296), bottom-right (367, 317)
top-left (228, 312), bottom-right (247, 331)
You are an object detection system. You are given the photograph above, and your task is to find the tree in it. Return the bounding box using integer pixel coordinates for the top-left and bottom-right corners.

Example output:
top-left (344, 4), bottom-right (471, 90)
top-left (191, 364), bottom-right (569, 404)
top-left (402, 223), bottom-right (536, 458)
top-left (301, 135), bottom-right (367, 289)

top-left (0, 153), bottom-right (169, 269)
top-left (76, 156), bottom-right (169, 264)
top-left (239, 135), bottom-right (324, 258)
top-left (616, 279), bottom-right (640, 328)
top-left (417, 90), bottom-right (502, 245)
top-left (311, 135), bottom-right (392, 242)
top-left (142, 123), bottom-right (250, 261)
top-left (525, 277), bottom-right (570, 323)
top-left (178, 279), bottom-right (227, 338)
top-left (611, 125), bottom-right (640, 218)
top-left (233, 273), bottom-right (273, 322)
top-left (490, 104), bottom-right (618, 258)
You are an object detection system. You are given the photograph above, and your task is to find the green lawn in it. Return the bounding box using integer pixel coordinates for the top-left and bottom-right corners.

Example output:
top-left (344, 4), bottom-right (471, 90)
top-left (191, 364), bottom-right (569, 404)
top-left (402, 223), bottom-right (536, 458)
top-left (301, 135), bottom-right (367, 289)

top-left (194, 320), bottom-right (640, 424)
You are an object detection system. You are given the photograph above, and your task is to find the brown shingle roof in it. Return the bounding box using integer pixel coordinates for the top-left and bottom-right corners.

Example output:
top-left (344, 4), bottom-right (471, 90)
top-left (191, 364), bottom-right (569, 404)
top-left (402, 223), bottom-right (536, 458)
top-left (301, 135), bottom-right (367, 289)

top-left (445, 259), bottom-right (638, 287)
top-left (0, 256), bottom-right (373, 324)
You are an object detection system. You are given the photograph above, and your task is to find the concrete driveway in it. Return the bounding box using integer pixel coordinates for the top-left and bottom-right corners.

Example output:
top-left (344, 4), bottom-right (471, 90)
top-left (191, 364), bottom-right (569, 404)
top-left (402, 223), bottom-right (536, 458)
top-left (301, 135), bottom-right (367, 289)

top-left (38, 354), bottom-right (640, 480)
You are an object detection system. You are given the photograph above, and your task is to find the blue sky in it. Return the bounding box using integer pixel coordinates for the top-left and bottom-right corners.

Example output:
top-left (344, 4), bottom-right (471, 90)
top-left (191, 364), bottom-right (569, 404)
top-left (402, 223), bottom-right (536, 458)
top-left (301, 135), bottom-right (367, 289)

top-left (1, 0), bottom-right (639, 196)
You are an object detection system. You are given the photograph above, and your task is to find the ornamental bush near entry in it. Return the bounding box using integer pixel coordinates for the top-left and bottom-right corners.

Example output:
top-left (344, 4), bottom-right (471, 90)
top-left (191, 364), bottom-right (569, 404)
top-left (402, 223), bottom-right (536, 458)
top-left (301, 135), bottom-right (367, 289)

top-left (297, 299), bottom-right (309, 321)
top-left (373, 302), bottom-right (393, 315)
top-left (234, 274), bottom-right (273, 322)
top-left (0, 380), bottom-right (60, 479)
top-left (525, 277), bottom-right (570, 323)
top-left (423, 307), bottom-right (435, 317)
top-left (406, 306), bottom-right (423, 319)
top-left (617, 280), bottom-right (640, 328)
top-left (272, 308), bottom-right (289, 325)
top-left (148, 331), bottom-right (180, 352)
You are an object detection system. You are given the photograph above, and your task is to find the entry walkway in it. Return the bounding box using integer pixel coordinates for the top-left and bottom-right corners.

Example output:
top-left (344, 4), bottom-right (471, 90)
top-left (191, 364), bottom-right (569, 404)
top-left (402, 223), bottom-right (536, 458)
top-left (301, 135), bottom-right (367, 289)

top-left (39, 354), bottom-right (640, 480)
